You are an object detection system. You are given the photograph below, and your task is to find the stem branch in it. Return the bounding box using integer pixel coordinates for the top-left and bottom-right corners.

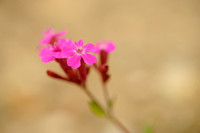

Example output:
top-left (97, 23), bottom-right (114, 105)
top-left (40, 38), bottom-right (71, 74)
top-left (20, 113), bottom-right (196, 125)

top-left (82, 85), bottom-right (130, 133)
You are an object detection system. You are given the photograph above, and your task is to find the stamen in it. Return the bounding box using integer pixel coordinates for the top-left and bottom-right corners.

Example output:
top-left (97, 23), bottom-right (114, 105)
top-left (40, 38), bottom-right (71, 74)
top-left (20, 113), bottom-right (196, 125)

top-left (77, 48), bottom-right (83, 54)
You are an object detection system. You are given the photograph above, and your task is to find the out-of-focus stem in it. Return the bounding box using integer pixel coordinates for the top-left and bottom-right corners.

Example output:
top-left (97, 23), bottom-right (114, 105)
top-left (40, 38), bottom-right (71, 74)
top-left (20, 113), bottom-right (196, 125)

top-left (102, 84), bottom-right (110, 111)
top-left (82, 85), bottom-right (130, 133)
top-left (109, 115), bottom-right (130, 133)
top-left (82, 85), bottom-right (105, 111)
top-left (102, 84), bottom-right (130, 133)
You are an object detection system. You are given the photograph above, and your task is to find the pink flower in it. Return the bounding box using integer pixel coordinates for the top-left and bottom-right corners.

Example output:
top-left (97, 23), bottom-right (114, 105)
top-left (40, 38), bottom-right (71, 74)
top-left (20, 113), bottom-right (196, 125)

top-left (39, 28), bottom-right (66, 45)
top-left (95, 41), bottom-right (116, 54)
top-left (62, 40), bottom-right (97, 69)
top-left (39, 39), bottom-right (73, 63)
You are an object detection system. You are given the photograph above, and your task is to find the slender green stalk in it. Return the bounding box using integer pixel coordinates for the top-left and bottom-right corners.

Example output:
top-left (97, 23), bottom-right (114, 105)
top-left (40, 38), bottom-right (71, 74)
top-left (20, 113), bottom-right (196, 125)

top-left (82, 86), bottom-right (104, 110)
top-left (109, 115), bottom-right (130, 133)
top-left (102, 84), bottom-right (130, 133)
top-left (81, 85), bottom-right (130, 133)
top-left (102, 84), bottom-right (110, 112)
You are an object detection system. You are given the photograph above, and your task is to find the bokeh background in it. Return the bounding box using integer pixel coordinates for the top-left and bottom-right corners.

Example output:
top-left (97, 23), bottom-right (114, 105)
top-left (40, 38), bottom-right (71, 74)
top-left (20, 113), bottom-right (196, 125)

top-left (0, 0), bottom-right (200, 133)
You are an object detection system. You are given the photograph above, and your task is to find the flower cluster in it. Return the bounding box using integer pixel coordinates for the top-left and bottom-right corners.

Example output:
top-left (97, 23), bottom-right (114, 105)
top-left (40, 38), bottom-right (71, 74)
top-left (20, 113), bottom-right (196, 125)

top-left (37, 29), bottom-right (131, 133)
top-left (38, 28), bottom-right (116, 86)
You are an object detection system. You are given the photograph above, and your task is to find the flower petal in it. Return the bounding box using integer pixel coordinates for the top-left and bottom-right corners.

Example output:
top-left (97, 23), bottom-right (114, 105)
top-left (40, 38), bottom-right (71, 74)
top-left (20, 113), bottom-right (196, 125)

top-left (84, 43), bottom-right (96, 52)
top-left (43, 28), bottom-right (54, 36)
top-left (39, 29), bottom-right (66, 45)
top-left (82, 53), bottom-right (97, 65)
top-left (54, 30), bottom-right (66, 37)
top-left (95, 41), bottom-right (116, 53)
top-left (61, 47), bottom-right (75, 58)
top-left (105, 42), bottom-right (116, 53)
top-left (39, 37), bottom-right (52, 45)
top-left (56, 39), bottom-right (73, 58)
top-left (57, 39), bottom-right (73, 48)
top-left (41, 56), bottom-right (55, 63)
top-left (57, 39), bottom-right (66, 47)
top-left (94, 49), bottom-right (101, 54)
top-left (51, 51), bottom-right (62, 58)
top-left (67, 54), bottom-right (81, 69)
top-left (39, 47), bottom-right (55, 62)
top-left (39, 47), bottom-right (50, 57)
top-left (75, 40), bottom-right (83, 48)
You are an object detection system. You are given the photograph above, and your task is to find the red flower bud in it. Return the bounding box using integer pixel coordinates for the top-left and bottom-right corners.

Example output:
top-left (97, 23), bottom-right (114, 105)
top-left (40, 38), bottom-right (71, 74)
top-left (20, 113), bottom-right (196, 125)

top-left (47, 70), bottom-right (67, 81)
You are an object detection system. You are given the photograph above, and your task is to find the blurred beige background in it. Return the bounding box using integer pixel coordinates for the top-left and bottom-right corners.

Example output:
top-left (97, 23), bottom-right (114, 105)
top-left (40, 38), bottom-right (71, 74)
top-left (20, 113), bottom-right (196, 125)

top-left (0, 0), bottom-right (200, 133)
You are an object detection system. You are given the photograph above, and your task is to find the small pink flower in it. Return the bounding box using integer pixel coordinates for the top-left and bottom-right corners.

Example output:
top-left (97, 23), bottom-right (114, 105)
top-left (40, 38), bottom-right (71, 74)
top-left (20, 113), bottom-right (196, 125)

top-left (62, 40), bottom-right (97, 69)
top-left (39, 28), bottom-right (66, 45)
top-left (39, 39), bottom-right (73, 63)
top-left (95, 41), bottom-right (116, 54)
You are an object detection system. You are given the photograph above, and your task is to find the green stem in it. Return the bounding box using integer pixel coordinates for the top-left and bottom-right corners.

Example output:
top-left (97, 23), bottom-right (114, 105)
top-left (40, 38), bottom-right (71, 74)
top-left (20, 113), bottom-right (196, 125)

top-left (82, 85), bottom-right (105, 111)
top-left (109, 115), bottom-right (130, 133)
top-left (102, 84), bottom-right (110, 112)
top-left (102, 84), bottom-right (130, 133)
top-left (82, 85), bottom-right (130, 133)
